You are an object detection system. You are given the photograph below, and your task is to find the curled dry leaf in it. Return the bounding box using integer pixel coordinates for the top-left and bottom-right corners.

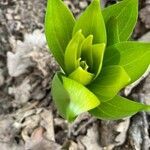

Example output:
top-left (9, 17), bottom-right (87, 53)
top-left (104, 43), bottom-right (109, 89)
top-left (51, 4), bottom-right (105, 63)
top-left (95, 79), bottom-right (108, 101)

top-left (24, 110), bottom-right (61, 150)
top-left (40, 109), bottom-right (55, 141)
top-left (28, 51), bottom-right (52, 76)
top-left (115, 119), bottom-right (130, 146)
top-left (80, 124), bottom-right (101, 150)
top-left (0, 117), bottom-right (15, 142)
top-left (21, 114), bottom-right (41, 141)
top-left (8, 78), bottom-right (32, 104)
top-left (18, 108), bottom-right (57, 149)
top-left (98, 119), bottom-right (131, 149)
top-left (7, 30), bottom-right (46, 77)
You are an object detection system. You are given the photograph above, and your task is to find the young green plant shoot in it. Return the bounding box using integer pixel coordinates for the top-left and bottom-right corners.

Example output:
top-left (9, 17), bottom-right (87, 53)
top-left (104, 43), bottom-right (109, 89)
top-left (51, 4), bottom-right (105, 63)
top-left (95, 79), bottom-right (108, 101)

top-left (45, 0), bottom-right (150, 122)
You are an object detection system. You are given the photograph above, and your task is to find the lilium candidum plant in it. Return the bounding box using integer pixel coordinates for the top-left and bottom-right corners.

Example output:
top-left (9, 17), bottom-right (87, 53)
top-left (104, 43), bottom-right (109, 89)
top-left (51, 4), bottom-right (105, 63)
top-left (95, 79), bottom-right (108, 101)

top-left (45, 0), bottom-right (150, 122)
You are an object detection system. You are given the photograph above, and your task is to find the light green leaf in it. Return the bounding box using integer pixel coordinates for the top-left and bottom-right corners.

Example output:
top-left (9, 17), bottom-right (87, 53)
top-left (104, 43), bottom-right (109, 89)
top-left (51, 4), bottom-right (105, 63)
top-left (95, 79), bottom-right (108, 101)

top-left (81, 35), bottom-right (93, 68)
top-left (45, 0), bottom-right (75, 69)
top-left (63, 76), bottom-right (100, 121)
top-left (69, 67), bottom-right (94, 85)
top-left (90, 95), bottom-right (150, 120)
top-left (92, 43), bottom-right (105, 78)
top-left (88, 65), bottom-right (130, 101)
top-left (102, 0), bottom-right (138, 41)
top-left (73, 0), bottom-right (106, 44)
top-left (52, 73), bottom-right (100, 122)
top-left (104, 42), bottom-right (150, 83)
top-left (106, 17), bottom-right (120, 46)
top-left (64, 30), bottom-right (84, 74)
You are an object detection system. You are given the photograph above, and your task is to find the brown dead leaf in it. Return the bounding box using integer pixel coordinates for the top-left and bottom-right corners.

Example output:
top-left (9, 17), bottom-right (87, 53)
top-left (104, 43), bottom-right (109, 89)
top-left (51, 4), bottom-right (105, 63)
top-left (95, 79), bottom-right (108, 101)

top-left (8, 78), bottom-right (32, 104)
top-left (40, 109), bottom-right (55, 141)
top-left (80, 124), bottom-right (102, 150)
top-left (7, 30), bottom-right (46, 77)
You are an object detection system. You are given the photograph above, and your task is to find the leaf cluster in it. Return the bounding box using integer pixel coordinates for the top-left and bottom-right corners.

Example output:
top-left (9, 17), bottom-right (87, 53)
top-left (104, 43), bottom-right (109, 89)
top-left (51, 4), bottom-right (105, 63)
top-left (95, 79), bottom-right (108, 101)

top-left (45, 0), bottom-right (150, 121)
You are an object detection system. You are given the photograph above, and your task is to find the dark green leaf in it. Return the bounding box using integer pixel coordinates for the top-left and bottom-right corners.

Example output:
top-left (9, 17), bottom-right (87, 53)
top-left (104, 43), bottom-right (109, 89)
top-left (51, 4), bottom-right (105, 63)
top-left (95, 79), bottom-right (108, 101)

top-left (73, 0), bottom-right (106, 44)
top-left (90, 95), bottom-right (150, 120)
top-left (88, 65), bottom-right (130, 101)
top-left (106, 17), bottom-right (120, 46)
top-left (104, 42), bottom-right (150, 83)
top-left (102, 0), bottom-right (138, 41)
top-left (45, 0), bottom-right (75, 69)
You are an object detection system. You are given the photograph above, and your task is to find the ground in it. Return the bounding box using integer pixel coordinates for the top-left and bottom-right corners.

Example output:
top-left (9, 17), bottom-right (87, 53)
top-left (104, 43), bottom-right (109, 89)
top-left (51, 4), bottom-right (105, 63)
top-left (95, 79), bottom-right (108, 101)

top-left (0, 0), bottom-right (150, 149)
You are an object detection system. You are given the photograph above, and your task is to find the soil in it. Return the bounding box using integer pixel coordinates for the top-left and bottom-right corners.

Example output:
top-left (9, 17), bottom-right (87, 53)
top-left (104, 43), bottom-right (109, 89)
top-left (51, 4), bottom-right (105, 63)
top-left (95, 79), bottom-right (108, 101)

top-left (0, 0), bottom-right (150, 149)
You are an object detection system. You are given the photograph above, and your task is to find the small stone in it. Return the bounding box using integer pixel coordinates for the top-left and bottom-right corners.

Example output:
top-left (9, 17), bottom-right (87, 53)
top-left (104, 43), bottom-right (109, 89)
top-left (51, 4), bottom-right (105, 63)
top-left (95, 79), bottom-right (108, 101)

top-left (6, 13), bottom-right (13, 20)
top-left (14, 15), bottom-right (21, 20)
top-left (146, 0), bottom-right (150, 4)
top-left (0, 69), bottom-right (4, 87)
top-left (140, 6), bottom-right (150, 29)
top-left (79, 1), bottom-right (88, 9)
top-left (138, 32), bottom-right (150, 42)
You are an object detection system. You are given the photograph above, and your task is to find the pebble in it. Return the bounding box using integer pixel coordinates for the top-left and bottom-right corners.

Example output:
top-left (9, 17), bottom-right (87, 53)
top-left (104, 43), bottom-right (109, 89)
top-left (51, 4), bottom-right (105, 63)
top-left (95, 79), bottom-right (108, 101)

top-left (146, 0), bottom-right (150, 4)
top-left (79, 1), bottom-right (88, 9)
top-left (0, 69), bottom-right (4, 87)
top-left (138, 32), bottom-right (150, 42)
top-left (6, 13), bottom-right (13, 20)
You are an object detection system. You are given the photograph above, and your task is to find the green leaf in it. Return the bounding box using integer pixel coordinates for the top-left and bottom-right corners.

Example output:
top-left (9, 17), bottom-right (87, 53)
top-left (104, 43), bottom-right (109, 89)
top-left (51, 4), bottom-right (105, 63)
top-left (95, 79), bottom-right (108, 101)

top-left (88, 65), bottom-right (130, 101)
top-left (73, 0), bottom-right (106, 44)
top-left (102, 0), bottom-right (138, 41)
top-left (52, 73), bottom-right (70, 119)
top-left (92, 43), bottom-right (105, 78)
top-left (81, 35), bottom-right (93, 68)
top-left (90, 95), bottom-right (150, 120)
top-left (104, 42), bottom-right (150, 83)
top-left (52, 73), bottom-right (100, 122)
top-left (106, 17), bottom-right (120, 46)
top-left (45, 0), bottom-right (75, 69)
top-left (64, 30), bottom-right (84, 74)
top-left (69, 67), bottom-right (94, 85)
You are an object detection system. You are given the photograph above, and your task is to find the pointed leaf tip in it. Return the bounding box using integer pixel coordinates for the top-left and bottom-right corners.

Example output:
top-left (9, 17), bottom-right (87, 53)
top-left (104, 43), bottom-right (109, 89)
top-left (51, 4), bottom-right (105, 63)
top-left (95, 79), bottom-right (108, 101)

top-left (64, 30), bottom-right (85, 74)
top-left (45, 0), bottom-right (75, 69)
top-left (81, 35), bottom-right (93, 68)
top-left (90, 95), bottom-right (150, 120)
top-left (92, 43), bottom-right (106, 78)
top-left (73, 0), bottom-right (106, 44)
top-left (102, 0), bottom-right (138, 41)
